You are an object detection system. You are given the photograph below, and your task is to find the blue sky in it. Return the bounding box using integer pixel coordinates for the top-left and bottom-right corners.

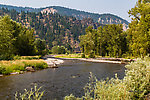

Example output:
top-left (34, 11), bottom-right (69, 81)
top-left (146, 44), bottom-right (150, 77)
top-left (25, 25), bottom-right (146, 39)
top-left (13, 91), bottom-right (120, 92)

top-left (0, 0), bottom-right (137, 22)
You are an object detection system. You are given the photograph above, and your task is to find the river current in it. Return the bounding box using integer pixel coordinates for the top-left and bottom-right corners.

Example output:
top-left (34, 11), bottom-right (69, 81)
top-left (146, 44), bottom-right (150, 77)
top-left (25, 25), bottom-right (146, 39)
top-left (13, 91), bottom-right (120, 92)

top-left (0, 59), bottom-right (126, 100)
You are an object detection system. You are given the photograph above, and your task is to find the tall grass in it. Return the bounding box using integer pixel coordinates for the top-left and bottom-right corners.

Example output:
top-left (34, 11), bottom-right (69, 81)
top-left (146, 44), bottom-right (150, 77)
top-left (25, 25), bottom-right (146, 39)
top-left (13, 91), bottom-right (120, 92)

top-left (0, 60), bottom-right (48, 75)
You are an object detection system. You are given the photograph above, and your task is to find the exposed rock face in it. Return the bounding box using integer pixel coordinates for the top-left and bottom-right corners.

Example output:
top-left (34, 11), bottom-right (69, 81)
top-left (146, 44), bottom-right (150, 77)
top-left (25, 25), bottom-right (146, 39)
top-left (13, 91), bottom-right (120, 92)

top-left (41, 8), bottom-right (57, 14)
top-left (98, 16), bottom-right (128, 31)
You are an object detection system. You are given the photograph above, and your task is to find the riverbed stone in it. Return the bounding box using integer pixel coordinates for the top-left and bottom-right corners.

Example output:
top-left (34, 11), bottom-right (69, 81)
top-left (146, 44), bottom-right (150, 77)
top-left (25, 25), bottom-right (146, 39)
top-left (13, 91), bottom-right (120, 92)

top-left (10, 72), bottom-right (19, 75)
top-left (25, 67), bottom-right (35, 72)
top-left (0, 74), bottom-right (3, 77)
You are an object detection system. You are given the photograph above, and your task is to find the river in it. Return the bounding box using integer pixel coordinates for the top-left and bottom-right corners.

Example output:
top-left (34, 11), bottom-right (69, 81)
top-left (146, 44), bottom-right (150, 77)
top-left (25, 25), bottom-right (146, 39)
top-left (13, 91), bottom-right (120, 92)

top-left (0, 59), bottom-right (126, 100)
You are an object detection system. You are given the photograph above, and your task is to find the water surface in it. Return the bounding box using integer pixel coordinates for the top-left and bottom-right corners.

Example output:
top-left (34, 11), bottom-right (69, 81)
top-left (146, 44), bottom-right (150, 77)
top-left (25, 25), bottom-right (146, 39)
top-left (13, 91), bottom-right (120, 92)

top-left (0, 60), bottom-right (126, 100)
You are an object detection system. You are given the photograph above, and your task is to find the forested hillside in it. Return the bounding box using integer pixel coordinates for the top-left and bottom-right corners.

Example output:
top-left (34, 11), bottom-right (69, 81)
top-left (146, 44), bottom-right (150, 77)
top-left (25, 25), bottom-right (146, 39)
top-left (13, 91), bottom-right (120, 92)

top-left (0, 4), bottom-right (129, 29)
top-left (0, 8), bottom-right (104, 51)
top-left (45, 6), bottom-right (129, 26)
top-left (0, 4), bottom-right (130, 52)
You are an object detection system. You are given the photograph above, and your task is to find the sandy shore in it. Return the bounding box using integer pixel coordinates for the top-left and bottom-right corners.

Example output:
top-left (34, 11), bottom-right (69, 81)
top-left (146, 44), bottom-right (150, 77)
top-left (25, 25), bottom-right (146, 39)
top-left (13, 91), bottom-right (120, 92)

top-left (59, 58), bottom-right (126, 64)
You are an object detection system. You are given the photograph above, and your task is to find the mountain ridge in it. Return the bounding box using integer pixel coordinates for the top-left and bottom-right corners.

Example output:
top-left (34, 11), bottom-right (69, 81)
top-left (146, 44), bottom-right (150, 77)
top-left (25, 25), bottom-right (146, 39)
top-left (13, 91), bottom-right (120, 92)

top-left (0, 4), bottom-right (129, 26)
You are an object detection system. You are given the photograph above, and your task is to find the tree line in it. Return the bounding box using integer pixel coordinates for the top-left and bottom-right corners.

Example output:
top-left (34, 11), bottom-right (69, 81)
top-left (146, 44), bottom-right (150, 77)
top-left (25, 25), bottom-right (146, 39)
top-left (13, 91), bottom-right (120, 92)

top-left (79, 0), bottom-right (150, 58)
top-left (79, 24), bottom-right (127, 57)
top-left (0, 16), bottom-right (47, 60)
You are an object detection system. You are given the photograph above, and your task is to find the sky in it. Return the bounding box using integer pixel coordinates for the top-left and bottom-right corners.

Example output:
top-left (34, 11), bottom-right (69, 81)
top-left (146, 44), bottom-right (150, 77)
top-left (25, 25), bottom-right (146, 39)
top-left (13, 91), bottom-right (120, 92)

top-left (0, 0), bottom-right (138, 22)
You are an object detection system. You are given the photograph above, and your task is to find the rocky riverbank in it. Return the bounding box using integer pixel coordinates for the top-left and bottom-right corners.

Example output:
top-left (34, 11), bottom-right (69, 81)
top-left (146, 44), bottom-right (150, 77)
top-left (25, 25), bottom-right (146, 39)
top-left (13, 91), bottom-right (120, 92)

top-left (44, 58), bottom-right (64, 68)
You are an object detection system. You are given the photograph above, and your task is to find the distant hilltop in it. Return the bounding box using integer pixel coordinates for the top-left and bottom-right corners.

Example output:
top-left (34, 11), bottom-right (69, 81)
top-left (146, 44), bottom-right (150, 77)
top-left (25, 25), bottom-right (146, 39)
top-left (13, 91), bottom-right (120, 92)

top-left (0, 4), bottom-right (129, 29)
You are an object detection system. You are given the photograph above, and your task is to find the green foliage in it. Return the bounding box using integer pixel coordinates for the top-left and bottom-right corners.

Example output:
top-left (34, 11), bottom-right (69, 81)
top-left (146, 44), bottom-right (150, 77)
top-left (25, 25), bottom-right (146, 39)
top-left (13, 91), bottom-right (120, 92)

top-left (88, 50), bottom-right (95, 58)
top-left (15, 85), bottom-right (44, 100)
top-left (124, 56), bottom-right (150, 99)
top-left (0, 66), bottom-right (6, 74)
top-left (127, 0), bottom-right (150, 57)
top-left (23, 61), bottom-right (48, 69)
top-left (81, 53), bottom-right (85, 58)
top-left (34, 38), bottom-right (47, 56)
top-left (0, 7), bottom-right (104, 51)
top-left (0, 15), bottom-right (46, 60)
top-left (80, 25), bottom-right (127, 57)
top-left (13, 56), bottom-right (40, 60)
top-left (0, 15), bottom-right (16, 60)
top-left (55, 54), bottom-right (82, 58)
top-left (65, 56), bottom-right (150, 100)
top-left (23, 61), bottom-right (48, 70)
top-left (15, 27), bottom-right (36, 56)
top-left (79, 0), bottom-right (150, 58)
top-left (52, 45), bottom-right (68, 54)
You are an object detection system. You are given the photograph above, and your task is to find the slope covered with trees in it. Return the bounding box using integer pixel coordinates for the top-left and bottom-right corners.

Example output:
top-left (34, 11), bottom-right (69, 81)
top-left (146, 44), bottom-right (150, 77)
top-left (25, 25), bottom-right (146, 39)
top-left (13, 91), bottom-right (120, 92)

top-left (47, 6), bottom-right (129, 26)
top-left (0, 7), bottom-right (103, 52)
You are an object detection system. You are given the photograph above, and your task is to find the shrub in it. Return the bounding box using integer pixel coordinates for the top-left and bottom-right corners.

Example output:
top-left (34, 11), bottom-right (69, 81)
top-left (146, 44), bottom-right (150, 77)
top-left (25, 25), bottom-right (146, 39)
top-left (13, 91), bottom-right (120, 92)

top-left (0, 66), bottom-right (6, 74)
top-left (81, 53), bottom-right (85, 58)
top-left (33, 61), bottom-right (48, 69)
top-left (23, 60), bottom-right (48, 69)
top-left (13, 55), bottom-right (21, 60)
top-left (15, 85), bottom-right (44, 100)
top-left (124, 56), bottom-right (150, 99)
top-left (52, 46), bottom-right (68, 54)
top-left (65, 56), bottom-right (150, 100)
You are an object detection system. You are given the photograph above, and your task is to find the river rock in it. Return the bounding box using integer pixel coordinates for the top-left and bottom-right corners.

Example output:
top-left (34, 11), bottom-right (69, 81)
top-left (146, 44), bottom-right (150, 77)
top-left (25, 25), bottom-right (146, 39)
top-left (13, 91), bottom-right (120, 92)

top-left (25, 67), bottom-right (35, 72)
top-left (19, 71), bottom-right (24, 74)
top-left (10, 72), bottom-right (19, 75)
top-left (0, 74), bottom-right (3, 77)
top-left (45, 58), bottom-right (64, 68)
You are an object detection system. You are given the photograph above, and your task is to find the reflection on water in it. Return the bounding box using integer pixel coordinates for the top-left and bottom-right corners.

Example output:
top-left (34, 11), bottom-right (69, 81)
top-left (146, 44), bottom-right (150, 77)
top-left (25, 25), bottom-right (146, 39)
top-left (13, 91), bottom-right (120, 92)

top-left (0, 60), bottom-right (126, 100)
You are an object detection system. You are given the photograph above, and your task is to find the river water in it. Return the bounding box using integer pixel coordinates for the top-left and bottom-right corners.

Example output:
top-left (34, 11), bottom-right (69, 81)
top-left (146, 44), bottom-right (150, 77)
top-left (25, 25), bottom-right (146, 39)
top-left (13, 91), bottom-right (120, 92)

top-left (0, 59), bottom-right (126, 100)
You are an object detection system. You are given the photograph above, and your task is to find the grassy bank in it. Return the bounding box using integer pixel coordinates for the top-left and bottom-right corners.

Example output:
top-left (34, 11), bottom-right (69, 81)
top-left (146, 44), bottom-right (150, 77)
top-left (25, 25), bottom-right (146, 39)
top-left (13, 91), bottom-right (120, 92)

top-left (0, 59), bottom-right (48, 75)
top-left (13, 56), bottom-right (41, 60)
